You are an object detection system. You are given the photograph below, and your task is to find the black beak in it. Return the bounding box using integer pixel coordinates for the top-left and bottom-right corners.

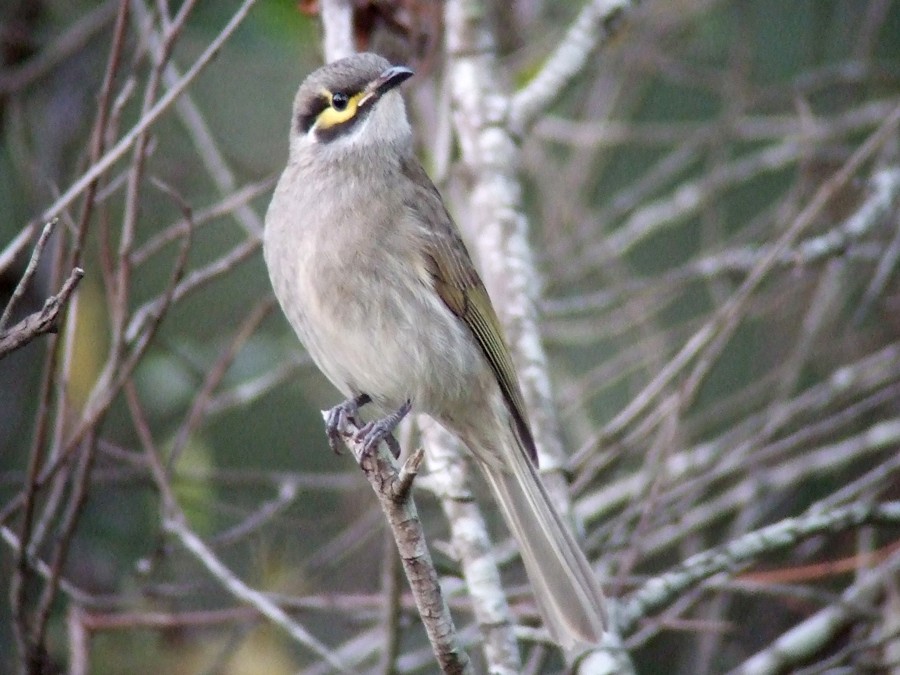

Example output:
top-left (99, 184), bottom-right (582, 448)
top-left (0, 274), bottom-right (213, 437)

top-left (360, 65), bottom-right (414, 106)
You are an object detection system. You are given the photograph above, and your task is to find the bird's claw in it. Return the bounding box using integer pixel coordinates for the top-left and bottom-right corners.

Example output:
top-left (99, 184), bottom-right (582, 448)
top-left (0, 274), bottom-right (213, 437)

top-left (325, 394), bottom-right (371, 454)
top-left (354, 399), bottom-right (411, 460)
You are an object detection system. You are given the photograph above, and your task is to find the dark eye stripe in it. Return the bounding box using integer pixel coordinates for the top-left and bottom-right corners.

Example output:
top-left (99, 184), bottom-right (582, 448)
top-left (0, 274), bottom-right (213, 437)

top-left (297, 94), bottom-right (329, 134)
top-left (313, 101), bottom-right (376, 143)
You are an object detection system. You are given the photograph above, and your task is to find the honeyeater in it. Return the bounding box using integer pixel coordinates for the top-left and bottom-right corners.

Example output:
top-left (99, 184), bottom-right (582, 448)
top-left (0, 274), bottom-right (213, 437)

top-left (263, 52), bottom-right (606, 650)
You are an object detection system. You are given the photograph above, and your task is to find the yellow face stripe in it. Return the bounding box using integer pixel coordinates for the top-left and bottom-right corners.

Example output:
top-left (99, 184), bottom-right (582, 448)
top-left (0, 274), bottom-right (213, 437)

top-left (314, 90), bottom-right (366, 131)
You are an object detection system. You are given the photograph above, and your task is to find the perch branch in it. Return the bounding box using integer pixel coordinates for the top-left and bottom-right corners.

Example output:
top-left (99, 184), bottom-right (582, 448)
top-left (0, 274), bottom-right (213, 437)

top-left (326, 410), bottom-right (473, 674)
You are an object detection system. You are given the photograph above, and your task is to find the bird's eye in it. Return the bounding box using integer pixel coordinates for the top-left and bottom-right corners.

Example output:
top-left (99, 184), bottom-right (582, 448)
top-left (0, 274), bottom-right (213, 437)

top-left (331, 92), bottom-right (349, 111)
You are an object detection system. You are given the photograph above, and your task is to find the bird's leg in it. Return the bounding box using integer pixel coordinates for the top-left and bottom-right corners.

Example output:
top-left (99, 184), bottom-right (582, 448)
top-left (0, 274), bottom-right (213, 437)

top-left (355, 399), bottom-right (411, 459)
top-left (325, 393), bottom-right (371, 454)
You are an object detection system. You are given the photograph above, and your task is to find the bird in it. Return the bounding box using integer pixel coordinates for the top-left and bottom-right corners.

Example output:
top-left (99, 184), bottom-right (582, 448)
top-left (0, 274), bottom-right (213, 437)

top-left (263, 52), bottom-right (606, 651)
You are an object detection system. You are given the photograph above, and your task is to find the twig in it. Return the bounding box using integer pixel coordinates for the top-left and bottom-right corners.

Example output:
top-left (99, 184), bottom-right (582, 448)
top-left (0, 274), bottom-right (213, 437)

top-left (375, 527), bottom-right (403, 675)
top-left (0, 219), bottom-right (57, 332)
top-left (555, 98), bottom-right (896, 287)
top-left (617, 417), bottom-right (900, 562)
top-left (0, 225), bottom-right (39, 278)
top-left (598, 101), bottom-right (900, 445)
top-left (0, 266), bottom-right (84, 360)
top-left (0, 0), bottom-right (119, 95)
top-left (165, 515), bottom-right (351, 673)
top-left (124, 236), bottom-right (258, 343)
top-left (166, 295), bottom-right (275, 471)
top-left (35, 0), bottom-right (260, 227)
top-left (30, 429), bottom-right (100, 662)
top-left (0, 203), bottom-right (192, 530)
top-left (209, 479), bottom-right (298, 548)
top-left (131, 177), bottom-right (274, 265)
top-left (0, 526), bottom-right (96, 606)
top-left (122, 382), bottom-right (349, 672)
top-left (852, 168), bottom-right (900, 322)
top-left (327, 411), bottom-right (473, 674)
top-left (128, 0), bottom-right (264, 241)
top-left (509, 0), bottom-right (636, 135)
top-left (729, 550), bottom-right (900, 675)
top-left (618, 501), bottom-right (900, 635)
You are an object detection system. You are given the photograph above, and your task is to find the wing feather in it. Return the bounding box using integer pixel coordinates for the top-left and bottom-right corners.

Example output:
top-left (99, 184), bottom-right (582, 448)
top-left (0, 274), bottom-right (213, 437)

top-left (400, 156), bottom-right (538, 464)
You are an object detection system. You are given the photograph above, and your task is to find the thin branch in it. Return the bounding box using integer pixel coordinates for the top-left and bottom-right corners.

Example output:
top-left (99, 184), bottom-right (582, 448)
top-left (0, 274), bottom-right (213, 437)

top-left (0, 0), bottom-right (119, 95)
top-left (375, 527), bottom-right (403, 675)
top-left (128, 0), bottom-right (264, 240)
top-left (320, 0), bottom-right (355, 63)
top-left (729, 551), bottom-right (900, 675)
top-left (166, 297), bottom-right (275, 471)
top-left (509, 0), bottom-right (636, 135)
top-left (165, 516), bottom-right (352, 673)
top-left (0, 266), bottom-right (84, 360)
top-left (0, 219), bottom-right (57, 331)
top-left (419, 418), bottom-right (522, 674)
top-left (618, 501), bottom-right (900, 636)
top-left (597, 101), bottom-right (900, 445)
top-left (122, 381), bottom-right (350, 672)
top-left (327, 412), bottom-right (473, 675)
top-left (124, 236), bottom-right (258, 343)
top-left (35, 0), bottom-right (260, 227)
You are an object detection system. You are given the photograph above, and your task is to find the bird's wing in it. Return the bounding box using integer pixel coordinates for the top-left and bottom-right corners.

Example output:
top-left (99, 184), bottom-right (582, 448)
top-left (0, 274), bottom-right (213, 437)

top-left (401, 156), bottom-right (538, 464)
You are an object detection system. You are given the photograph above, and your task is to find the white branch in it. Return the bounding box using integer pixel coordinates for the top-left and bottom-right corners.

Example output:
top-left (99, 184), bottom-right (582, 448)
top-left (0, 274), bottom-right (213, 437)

top-left (732, 550), bottom-right (900, 675)
top-left (419, 418), bottom-right (521, 674)
top-left (509, 0), bottom-right (635, 135)
top-left (619, 502), bottom-right (900, 636)
top-left (320, 0), bottom-right (355, 62)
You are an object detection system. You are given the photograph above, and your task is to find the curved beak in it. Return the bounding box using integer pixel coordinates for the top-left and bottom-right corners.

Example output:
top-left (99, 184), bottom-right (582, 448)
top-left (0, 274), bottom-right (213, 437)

top-left (359, 65), bottom-right (414, 107)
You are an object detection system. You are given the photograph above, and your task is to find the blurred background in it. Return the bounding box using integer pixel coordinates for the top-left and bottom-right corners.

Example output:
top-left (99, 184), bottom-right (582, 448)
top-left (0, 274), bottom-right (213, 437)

top-left (1, 1), bottom-right (899, 673)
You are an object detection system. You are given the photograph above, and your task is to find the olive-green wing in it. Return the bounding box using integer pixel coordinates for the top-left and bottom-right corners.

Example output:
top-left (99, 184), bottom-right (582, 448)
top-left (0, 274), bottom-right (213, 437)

top-left (401, 156), bottom-right (538, 464)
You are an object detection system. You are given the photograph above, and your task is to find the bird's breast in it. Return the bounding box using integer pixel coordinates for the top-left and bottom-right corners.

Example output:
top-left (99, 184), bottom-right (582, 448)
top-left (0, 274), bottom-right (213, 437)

top-left (264, 168), bottom-right (485, 416)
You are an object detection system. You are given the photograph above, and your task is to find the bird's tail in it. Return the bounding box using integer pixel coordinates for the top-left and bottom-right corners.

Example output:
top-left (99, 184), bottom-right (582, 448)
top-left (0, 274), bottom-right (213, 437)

top-left (478, 432), bottom-right (606, 651)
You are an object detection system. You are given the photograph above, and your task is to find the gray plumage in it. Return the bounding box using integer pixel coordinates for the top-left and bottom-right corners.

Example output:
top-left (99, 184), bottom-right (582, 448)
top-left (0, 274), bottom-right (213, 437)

top-left (264, 52), bottom-right (606, 651)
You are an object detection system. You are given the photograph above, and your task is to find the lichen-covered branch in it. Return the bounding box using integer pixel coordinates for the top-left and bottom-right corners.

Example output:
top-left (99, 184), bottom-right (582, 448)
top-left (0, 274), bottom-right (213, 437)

top-left (327, 413), bottom-right (473, 675)
top-left (619, 501), bottom-right (900, 635)
top-left (509, 0), bottom-right (636, 135)
top-left (419, 418), bottom-right (521, 674)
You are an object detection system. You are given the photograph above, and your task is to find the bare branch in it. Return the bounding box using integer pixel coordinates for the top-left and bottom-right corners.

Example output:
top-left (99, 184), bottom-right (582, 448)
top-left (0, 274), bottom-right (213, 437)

top-left (0, 266), bottom-right (83, 360)
top-left (327, 411), bottom-right (473, 674)
top-left (0, 219), bottom-right (57, 332)
top-left (320, 0), bottom-right (355, 63)
top-left (419, 418), bottom-right (522, 674)
top-left (598, 102), bottom-right (900, 445)
top-left (35, 0), bottom-right (260, 227)
top-left (730, 550), bottom-right (900, 675)
top-left (619, 502), bottom-right (900, 636)
top-left (165, 515), bottom-right (351, 673)
top-left (0, 0), bottom-right (119, 95)
top-left (509, 0), bottom-right (636, 135)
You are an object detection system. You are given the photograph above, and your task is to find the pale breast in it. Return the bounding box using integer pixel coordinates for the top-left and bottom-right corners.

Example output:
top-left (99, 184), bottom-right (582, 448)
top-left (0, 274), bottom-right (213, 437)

top-left (264, 163), bottom-right (487, 416)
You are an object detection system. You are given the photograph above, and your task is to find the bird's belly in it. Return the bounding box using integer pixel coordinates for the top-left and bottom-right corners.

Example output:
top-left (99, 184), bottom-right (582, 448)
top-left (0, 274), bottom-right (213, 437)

top-left (274, 246), bottom-right (484, 417)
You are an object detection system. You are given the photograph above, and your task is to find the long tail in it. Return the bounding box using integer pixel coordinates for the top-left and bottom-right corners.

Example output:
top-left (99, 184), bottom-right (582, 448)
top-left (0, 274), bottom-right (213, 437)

top-left (478, 435), bottom-right (606, 651)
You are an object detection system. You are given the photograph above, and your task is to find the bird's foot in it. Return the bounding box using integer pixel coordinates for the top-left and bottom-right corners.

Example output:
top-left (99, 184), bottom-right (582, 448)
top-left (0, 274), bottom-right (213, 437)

top-left (325, 393), bottom-right (371, 454)
top-left (355, 399), bottom-right (411, 459)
